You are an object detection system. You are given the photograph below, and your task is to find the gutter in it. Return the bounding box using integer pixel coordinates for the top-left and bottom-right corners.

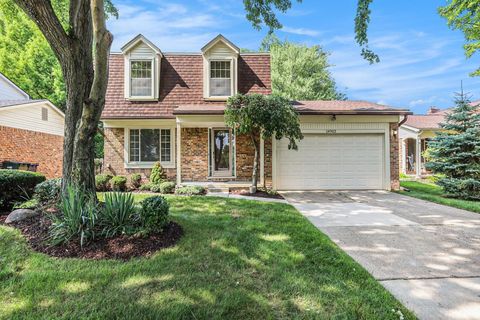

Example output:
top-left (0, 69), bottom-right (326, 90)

top-left (399, 114), bottom-right (409, 126)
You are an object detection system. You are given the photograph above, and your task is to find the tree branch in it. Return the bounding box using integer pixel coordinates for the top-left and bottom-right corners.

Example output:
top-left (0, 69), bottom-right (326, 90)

top-left (13, 0), bottom-right (69, 60)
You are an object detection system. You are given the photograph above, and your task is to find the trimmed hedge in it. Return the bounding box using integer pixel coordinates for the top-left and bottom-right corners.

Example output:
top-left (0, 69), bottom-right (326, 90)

top-left (139, 196), bottom-right (170, 233)
top-left (175, 185), bottom-right (205, 196)
top-left (95, 174), bottom-right (112, 192)
top-left (111, 176), bottom-right (127, 192)
top-left (0, 170), bottom-right (46, 210)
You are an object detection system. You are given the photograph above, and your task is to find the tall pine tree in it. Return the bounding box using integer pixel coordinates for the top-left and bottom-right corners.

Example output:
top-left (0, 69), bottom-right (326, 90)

top-left (426, 91), bottom-right (480, 200)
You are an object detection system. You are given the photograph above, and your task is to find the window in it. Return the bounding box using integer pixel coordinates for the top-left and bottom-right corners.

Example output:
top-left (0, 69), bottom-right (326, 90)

top-left (129, 129), bottom-right (171, 163)
top-left (210, 60), bottom-right (231, 96)
top-left (130, 60), bottom-right (152, 97)
top-left (41, 107), bottom-right (48, 121)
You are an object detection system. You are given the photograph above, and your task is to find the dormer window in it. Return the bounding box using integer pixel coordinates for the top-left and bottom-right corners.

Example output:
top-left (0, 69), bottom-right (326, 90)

top-left (130, 60), bottom-right (153, 97)
top-left (121, 34), bottom-right (162, 101)
top-left (202, 34), bottom-right (240, 100)
top-left (210, 60), bottom-right (232, 96)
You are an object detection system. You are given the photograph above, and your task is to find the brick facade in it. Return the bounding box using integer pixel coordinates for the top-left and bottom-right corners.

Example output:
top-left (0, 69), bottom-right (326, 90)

top-left (390, 123), bottom-right (400, 190)
top-left (103, 127), bottom-right (272, 185)
top-left (103, 127), bottom-right (176, 181)
top-left (0, 125), bottom-right (63, 178)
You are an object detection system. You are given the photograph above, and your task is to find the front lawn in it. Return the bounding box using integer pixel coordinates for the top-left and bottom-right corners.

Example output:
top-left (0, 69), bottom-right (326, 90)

top-left (1, 195), bottom-right (413, 319)
top-left (400, 181), bottom-right (480, 213)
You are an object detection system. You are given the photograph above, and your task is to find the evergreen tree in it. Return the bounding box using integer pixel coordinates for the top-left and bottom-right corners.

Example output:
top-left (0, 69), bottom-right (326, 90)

top-left (426, 91), bottom-right (480, 200)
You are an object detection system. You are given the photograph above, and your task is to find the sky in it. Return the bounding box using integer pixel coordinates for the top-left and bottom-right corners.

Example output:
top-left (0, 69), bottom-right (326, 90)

top-left (107, 0), bottom-right (480, 114)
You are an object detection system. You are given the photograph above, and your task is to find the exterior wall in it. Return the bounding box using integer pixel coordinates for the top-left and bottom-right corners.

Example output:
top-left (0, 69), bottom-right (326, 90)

top-left (0, 74), bottom-right (29, 100)
top-left (103, 127), bottom-right (176, 181)
top-left (0, 103), bottom-right (64, 136)
top-left (390, 123), bottom-right (400, 190)
top-left (263, 138), bottom-right (273, 188)
top-left (180, 128), bottom-right (256, 182)
top-left (0, 125), bottom-right (63, 178)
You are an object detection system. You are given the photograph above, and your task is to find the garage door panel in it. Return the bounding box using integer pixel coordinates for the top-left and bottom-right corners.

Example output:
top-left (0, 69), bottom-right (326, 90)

top-left (276, 134), bottom-right (384, 190)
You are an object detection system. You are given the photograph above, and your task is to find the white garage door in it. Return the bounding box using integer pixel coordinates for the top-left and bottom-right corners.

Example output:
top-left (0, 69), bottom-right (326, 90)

top-left (276, 134), bottom-right (385, 190)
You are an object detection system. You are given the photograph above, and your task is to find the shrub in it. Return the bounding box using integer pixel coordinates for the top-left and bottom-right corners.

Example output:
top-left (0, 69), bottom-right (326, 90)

top-left (95, 174), bottom-right (112, 191)
top-left (111, 176), bottom-right (127, 192)
top-left (130, 173), bottom-right (142, 189)
top-left (34, 178), bottom-right (61, 204)
top-left (150, 162), bottom-right (166, 184)
top-left (150, 184), bottom-right (162, 193)
top-left (175, 185), bottom-right (205, 196)
top-left (13, 198), bottom-right (39, 210)
top-left (0, 170), bottom-right (46, 210)
top-left (139, 183), bottom-right (152, 191)
top-left (139, 196), bottom-right (170, 233)
top-left (49, 185), bottom-right (98, 247)
top-left (159, 181), bottom-right (176, 194)
top-left (100, 192), bottom-right (136, 237)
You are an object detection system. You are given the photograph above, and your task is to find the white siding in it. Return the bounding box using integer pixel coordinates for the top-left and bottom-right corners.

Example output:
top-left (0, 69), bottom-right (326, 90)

top-left (0, 102), bottom-right (64, 136)
top-left (208, 42), bottom-right (234, 58)
top-left (130, 43), bottom-right (155, 59)
top-left (0, 75), bottom-right (28, 100)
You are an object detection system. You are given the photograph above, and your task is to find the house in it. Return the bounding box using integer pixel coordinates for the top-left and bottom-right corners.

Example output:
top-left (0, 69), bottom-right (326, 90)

top-left (0, 72), bottom-right (64, 178)
top-left (102, 34), bottom-right (411, 191)
top-left (399, 101), bottom-right (479, 177)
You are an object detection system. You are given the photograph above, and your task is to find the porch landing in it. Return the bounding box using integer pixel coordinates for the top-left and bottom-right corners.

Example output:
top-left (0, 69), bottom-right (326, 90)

top-left (181, 181), bottom-right (251, 193)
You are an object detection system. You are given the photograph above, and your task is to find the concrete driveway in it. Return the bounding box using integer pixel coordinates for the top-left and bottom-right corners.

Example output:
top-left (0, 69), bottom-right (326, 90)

top-left (281, 191), bottom-right (480, 320)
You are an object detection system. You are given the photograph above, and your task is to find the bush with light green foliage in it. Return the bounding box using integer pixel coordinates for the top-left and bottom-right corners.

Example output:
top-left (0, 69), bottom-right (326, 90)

top-left (150, 162), bottom-right (166, 184)
top-left (130, 173), bottom-right (142, 189)
top-left (95, 174), bottom-right (112, 191)
top-left (111, 176), bottom-right (127, 192)
top-left (139, 196), bottom-right (170, 233)
top-left (139, 183), bottom-right (152, 191)
top-left (175, 185), bottom-right (205, 196)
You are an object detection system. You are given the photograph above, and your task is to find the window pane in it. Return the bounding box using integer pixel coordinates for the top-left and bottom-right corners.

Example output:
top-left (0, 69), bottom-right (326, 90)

top-left (129, 129), bottom-right (140, 162)
top-left (140, 129), bottom-right (159, 161)
top-left (161, 129), bottom-right (171, 162)
top-left (210, 60), bottom-right (231, 96)
top-left (131, 60), bottom-right (152, 96)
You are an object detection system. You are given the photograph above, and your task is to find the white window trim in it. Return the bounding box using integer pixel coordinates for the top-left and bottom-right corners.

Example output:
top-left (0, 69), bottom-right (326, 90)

top-left (203, 56), bottom-right (237, 100)
top-left (128, 58), bottom-right (155, 100)
top-left (124, 127), bottom-right (175, 169)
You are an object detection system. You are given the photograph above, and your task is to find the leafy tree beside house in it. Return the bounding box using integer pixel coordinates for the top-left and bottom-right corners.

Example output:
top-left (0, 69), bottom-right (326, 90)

top-left (225, 94), bottom-right (303, 193)
top-left (260, 34), bottom-right (346, 101)
top-left (426, 92), bottom-right (480, 200)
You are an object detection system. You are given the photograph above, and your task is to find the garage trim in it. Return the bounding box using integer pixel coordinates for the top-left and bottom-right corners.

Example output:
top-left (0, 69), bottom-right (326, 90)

top-left (272, 120), bottom-right (392, 190)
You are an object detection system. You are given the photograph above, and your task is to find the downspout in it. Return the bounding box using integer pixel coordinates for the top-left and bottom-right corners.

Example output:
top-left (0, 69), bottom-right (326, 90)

top-left (399, 114), bottom-right (409, 126)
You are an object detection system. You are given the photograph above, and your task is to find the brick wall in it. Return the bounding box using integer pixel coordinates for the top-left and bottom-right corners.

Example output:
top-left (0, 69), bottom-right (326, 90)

top-left (263, 138), bottom-right (273, 188)
top-left (0, 125), bottom-right (63, 178)
top-left (390, 123), bottom-right (400, 190)
top-left (103, 127), bottom-right (176, 181)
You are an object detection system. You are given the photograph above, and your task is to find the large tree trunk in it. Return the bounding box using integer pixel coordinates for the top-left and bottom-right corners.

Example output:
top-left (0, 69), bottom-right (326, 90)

top-left (250, 133), bottom-right (259, 193)
top-left (14, 0), bottom-right (112, 196)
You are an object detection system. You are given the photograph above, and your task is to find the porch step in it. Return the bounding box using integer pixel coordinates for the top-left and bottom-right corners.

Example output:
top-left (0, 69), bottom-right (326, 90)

top-left (208, 187), bottom-right (229, 193)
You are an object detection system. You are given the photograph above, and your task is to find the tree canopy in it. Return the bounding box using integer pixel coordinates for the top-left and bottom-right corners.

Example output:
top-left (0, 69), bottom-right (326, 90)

top-left (225, 93), bottom-right (303, 190)
top-left (426, 92), bottom-right (480, 200)
top-left (260, 34), bottom-right (346, 101)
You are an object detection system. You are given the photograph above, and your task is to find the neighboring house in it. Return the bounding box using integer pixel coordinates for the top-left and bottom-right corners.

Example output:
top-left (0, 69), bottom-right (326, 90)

top-left (102, 34), bottom-right (411, 191)
top-left (0, 72), bottom-right (64, 178)
top-left (399, 101), bottom-right (479, 177)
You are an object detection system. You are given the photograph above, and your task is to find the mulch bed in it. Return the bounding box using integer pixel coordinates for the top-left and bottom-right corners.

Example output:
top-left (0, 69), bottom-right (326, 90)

top-left (1, 214), bottom-right (183, 261)
top-left (230, 189), bottom-right (284, 199)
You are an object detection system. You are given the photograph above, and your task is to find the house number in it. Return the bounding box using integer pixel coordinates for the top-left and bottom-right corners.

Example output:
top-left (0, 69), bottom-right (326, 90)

top-left (326, 129), bottom-right (336, 134)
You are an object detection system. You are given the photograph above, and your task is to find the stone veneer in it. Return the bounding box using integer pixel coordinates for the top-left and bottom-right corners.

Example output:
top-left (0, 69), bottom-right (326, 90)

top-left (390, 122), bottom-right (400, 190)
top-left (0, 125), bottom-right (63, 178)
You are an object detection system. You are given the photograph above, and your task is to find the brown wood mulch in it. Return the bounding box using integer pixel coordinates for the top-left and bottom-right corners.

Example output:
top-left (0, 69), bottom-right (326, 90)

top-left (230, 189), bottom-right (284, 199)
top-left (0, 214), bottom-right (183, 261)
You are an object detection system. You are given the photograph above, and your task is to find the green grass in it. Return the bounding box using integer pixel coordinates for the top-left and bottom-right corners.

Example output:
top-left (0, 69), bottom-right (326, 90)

top-left (399, 181), bottom-right (480, 213)
top-left (1, 195), bottom-right (414, 319)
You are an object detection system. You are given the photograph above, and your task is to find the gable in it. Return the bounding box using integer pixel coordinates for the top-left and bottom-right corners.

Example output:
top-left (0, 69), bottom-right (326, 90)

top-left (0, 73), bottom-right (29, 100)
top-left (0, 100), bottom-right (64, 136)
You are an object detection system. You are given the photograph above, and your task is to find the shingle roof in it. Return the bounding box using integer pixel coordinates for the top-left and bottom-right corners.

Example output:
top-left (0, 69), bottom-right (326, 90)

top-left (102, 53), bottom-right (271, 119)
top-left (291, 100), bottom-right (410, 115)
top-left (404, 115), bottom-right (445, 130)
top-left (173, 100), bottom-right (411, 115)
top-left (0, 99), bottom-right (46, 108)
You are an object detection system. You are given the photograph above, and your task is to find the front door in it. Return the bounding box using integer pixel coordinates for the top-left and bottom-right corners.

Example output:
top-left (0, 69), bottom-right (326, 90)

top-left (212, 129), bottom-right (232, 176)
